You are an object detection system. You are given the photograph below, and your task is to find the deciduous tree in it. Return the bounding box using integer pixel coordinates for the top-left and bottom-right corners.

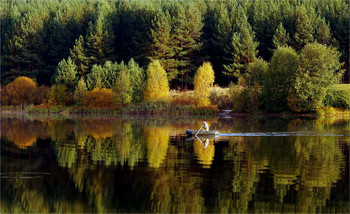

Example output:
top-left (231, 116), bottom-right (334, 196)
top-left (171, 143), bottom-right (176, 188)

top-left (144, 60), bottom-right (169, 101)
top-left (194, 62), bottom-right (215, 107)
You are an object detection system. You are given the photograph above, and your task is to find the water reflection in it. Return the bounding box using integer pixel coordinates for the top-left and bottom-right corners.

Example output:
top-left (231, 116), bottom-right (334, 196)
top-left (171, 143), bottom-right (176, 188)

top-left (1, 115), bottom-right (349, 213)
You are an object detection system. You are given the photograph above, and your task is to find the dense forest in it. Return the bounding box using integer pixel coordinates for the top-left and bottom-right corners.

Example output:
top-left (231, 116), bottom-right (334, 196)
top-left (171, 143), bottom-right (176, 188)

top-left (1, 0), bottom-right (349, 88)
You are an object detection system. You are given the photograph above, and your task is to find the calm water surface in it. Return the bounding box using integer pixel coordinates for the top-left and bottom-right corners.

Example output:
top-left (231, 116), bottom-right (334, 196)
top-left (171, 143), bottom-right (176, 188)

top-left (1, 115), bottom-right (349, 213)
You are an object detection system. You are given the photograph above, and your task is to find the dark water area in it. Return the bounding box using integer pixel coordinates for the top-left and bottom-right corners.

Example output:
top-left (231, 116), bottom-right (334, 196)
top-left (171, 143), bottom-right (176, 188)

top-left (1, 115), bottom-right (349, 213)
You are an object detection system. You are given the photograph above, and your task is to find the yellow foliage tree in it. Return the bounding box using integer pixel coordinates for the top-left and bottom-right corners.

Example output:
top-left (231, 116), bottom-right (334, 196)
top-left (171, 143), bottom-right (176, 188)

top-left (5, 76), bottom-right (37, 105)
top-left (82, 87), bottom-right (115, 107)
top-left (194, 62), bottom-right (215, 107)
top-left (144, 60), bottom-right (169, 101)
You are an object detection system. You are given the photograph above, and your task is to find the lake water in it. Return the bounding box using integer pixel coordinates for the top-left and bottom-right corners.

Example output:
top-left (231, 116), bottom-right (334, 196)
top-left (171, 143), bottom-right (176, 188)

top-left (1, 115), bottom-right (349, 213)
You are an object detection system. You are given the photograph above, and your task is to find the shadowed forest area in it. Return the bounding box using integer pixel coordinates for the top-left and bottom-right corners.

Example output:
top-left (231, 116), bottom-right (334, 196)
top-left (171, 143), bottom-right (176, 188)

top-left (1, 0), bottom-right (349, 113)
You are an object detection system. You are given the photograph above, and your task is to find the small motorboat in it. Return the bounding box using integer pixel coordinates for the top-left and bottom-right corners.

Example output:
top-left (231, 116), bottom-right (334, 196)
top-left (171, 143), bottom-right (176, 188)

top-left (186, 129), bottom-right (220, 136)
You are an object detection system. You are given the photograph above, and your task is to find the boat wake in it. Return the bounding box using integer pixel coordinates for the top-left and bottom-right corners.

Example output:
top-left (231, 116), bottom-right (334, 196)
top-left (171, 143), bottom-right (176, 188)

top-left (219, 131), bottom-right (348, 137)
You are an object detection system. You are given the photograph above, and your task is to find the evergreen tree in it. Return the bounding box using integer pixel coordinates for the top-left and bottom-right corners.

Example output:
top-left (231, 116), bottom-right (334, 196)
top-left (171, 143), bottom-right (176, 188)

top-left (273, 23), bottom-right (290, 48)
top-left (55, 57), bottom-right (77, 91)
top-left (294, 8), bottom-right (314, 50)
top-left (113, 69), bottom-right (133, 106)
top-left (171, 2), bottom-right (203, 89)
top-left (315, 18), bottom-right (331, 45)
top-left (144, 60), bottom-right (169, 101)
top-left (211, 5), bottom-right (234, 83)
top-left (194, 62), bottom-right (215, 107)
top-left (70, 35), bottom-right (89, 78)
top-left (223, 6), bottom-right (258, 80)
top-left (148, 11), bottom-right (177, 82)
top-left (86, 1), bottom-right (116, 66)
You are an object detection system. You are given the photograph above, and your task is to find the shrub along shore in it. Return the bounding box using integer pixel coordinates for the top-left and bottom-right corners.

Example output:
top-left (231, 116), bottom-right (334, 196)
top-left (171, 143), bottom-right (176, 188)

top-left (1, 84), bottom-right (349, 117)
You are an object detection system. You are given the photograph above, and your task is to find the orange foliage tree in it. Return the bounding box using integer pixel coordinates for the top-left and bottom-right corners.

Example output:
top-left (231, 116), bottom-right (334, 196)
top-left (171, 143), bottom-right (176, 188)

top-left (82, 87), bottom-right (115, 107)
top-left (4, 76), bottom-right (37, 105)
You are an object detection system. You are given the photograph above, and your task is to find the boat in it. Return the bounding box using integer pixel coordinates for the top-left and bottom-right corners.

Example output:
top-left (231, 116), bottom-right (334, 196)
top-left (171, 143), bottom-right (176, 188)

top-left (186, 129), bottom-right (220, 136)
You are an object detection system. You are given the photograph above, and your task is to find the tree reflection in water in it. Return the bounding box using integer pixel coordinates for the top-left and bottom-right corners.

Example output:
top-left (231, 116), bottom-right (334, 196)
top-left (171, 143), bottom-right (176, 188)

top-left (1, 116), bottom-right (349, 213)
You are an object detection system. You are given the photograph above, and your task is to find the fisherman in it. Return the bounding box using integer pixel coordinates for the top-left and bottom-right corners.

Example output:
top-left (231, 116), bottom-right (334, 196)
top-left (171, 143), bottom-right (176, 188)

top-left (195, 121), bottom-right (209, 137)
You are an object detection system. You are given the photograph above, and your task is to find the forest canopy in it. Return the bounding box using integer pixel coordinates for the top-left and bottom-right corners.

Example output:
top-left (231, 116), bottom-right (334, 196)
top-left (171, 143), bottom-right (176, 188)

top-left (1, 0), bottom-right (349, 89)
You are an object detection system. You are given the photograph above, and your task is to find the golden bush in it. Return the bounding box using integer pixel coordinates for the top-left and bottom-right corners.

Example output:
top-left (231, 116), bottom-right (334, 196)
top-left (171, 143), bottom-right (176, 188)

top-left (82, 87), bottom-right (115, 107)
top-left (4, 76), bottom-right (37, 105)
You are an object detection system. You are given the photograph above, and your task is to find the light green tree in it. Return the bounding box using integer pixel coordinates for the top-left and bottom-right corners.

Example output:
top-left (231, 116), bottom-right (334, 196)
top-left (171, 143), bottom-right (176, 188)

top-left (288, 43), bottom-right (343, 112)
top-left (127, 58), bottom-right (145, 103)
top-left (273, 23), bottom-right (290, 48)
top-left (113, 69), bottom-right (133, 106)
top-left (263, 46), bottom-right (299, 112)
top-left (55, 57), bottom-right (77, 91)
top-left (74, 77), bottom-right (87, 106)
top-left (194, 62), bottom-right (215, 107)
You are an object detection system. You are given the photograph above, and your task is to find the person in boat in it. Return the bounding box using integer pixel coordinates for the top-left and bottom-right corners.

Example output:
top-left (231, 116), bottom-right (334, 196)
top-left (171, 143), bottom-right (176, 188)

top-left (198, 121), bottom-right (209, 132)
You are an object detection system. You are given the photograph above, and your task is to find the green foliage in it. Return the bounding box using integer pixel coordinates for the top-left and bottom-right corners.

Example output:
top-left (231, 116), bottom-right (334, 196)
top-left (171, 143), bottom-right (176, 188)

top-left (263, 46), bottom-right (299, 112)
top-left (324, 85), bottom-right (350, 109)
top-left (47, 84), bottom-right (73, 106)
top-left (55, 57), bottom-right (77, 91)
top-left (113, 69), bottom-right (133, 106)
top-left (171, 2), bottom-right (204, 89)
top-left (74, 77), bottom-right (87, 106)
top-left (244, 58), bottom-right (268, 87)
top-left (273, 23), bottom-right (290, 48)
top-left (288, 43), bottom-right (343, 112)
top-left (315, 18), bottom-right (331, 45)
top-left (127, 58), bottom-right (146, 103)
top-left (148, 11), bottom-right (177, 82)
top-left (86, 1), bottom-right (116, 66)
top-left (229, 80), bottom-right (261, 113)
top-left (69, 35), bottom-right (89, 77)
top-left (86, 61), bottom-right (120, 90)
top-left (294, 8), bottom-right (314, 50)
top-left (194, 62), bottom-right (215, 107)
top-left (144, 60), bottom-right (170, 101)
top-left (223, 6), bottom-right (258, 80)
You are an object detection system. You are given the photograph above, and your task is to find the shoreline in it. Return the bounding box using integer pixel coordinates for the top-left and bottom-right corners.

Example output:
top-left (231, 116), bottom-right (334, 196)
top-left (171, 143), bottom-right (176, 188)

top-left (1, 106), bottom-right (349, 119)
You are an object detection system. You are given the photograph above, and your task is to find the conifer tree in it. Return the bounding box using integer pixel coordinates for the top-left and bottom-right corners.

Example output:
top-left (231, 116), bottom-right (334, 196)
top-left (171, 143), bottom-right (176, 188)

top-left (55, 57), bottom-right (77, 91)
top-left (294, 8), bottom-right (314, 50)
top-left (211, 5), bottom-right (233, 82)
top-left (194, 62), bottom-right (215, 107)
top-left (113, 69), bottom-right (133, 106)
top-left (86, 1), bottom-right (115, 66)
top-left (172, 2), bottom-right (203, 89)
top-left (148, 11), bottom-right (177, 82)
top-left (273, 23), bottom-right (290, 48)
top-left (144, 60), bottom-right (169, 101)
top-left (70, 35), bottom-right (89, 77)
top-left (315, 18), bottom-right (331, 45)
top-left (223, 6), bottom-right (258, 79)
